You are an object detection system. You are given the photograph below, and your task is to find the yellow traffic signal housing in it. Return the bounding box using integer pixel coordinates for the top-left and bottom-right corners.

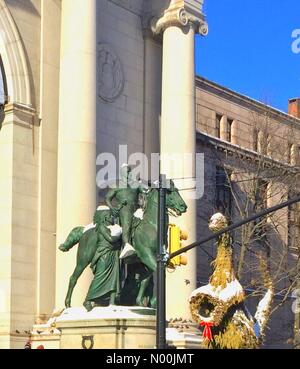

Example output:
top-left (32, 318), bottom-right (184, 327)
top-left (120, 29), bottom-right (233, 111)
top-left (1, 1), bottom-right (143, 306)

top-left (168, 224), bottom-right (188, 268)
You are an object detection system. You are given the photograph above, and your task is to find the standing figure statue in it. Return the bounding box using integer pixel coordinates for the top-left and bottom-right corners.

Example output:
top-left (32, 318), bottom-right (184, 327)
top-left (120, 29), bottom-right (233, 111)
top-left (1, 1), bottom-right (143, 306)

top-left (59, 206), bottom-right (122, 309)
top-left (84, 207), bottom-right (122, 311)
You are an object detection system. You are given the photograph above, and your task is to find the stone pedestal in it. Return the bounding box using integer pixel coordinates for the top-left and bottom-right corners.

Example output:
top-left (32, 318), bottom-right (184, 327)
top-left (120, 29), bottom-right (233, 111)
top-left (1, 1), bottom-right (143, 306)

top-left (31, 306), bottom-right (156, 350)
top-left (30, 306), bottom-right (205, 349)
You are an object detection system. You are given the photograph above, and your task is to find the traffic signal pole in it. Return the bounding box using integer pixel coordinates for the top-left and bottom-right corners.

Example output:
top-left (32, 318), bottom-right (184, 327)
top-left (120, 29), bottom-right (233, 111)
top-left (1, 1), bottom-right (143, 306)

top-left (156, 175), bottom-right (167, 349)
top-left (170, 193), bottom-right (300, 260)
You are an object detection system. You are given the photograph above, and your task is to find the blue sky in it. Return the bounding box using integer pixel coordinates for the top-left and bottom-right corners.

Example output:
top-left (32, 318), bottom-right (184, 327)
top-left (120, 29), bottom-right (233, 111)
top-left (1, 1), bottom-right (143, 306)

top-left (195, 0), bottom-right (300, 113)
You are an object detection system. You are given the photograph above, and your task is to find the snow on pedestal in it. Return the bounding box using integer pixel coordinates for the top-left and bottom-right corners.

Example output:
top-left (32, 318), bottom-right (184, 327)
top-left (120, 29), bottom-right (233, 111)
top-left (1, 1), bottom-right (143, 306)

top-left (31, 306), bottom-right (156, 349)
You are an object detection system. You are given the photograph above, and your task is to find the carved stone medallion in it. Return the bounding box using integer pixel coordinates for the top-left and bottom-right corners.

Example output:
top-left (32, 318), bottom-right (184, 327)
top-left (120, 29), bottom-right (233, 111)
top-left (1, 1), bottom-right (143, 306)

top-left (97, 43), bottom-right (124, 103)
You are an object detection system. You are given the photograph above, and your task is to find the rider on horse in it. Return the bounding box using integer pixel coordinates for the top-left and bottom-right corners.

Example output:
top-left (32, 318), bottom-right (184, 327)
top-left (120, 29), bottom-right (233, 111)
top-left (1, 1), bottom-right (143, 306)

top-left (105, 164), bottom-right (148, 260)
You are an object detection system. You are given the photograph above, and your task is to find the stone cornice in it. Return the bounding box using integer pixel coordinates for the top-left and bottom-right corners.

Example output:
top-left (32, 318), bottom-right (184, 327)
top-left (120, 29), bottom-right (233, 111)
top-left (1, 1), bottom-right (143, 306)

top-left (4, 102), bottom-right (35, 115)
top-left (197, 131), bottom-right (300, 175)
top-left (196, 76), bottom-right (300, 129)
top-left (143, 0), bottom-right (208, 37)
top-left (2, 102), bottom-right (37, 128)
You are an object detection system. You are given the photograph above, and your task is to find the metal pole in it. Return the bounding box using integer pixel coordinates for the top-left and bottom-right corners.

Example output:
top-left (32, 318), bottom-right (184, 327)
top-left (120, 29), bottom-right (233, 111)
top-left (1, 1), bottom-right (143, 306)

top-left (156, 174), bottom-right (167, 349)
top-left (170, 194), bottom-right (300, 259)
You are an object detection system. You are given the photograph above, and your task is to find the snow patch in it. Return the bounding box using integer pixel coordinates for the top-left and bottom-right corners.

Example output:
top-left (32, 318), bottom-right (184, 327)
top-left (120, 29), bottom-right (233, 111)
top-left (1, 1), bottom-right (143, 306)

top-left (107, 224), bottom-right (122, 237)
top-left (134, 208), bottom-right (144, 220)
top-left (83, 223), bottom-right (96, 233)
top-left (55, 306), bottom-right (155, 322)
top-left (190, 279), bottom-right (244, 303)
top-left (254, 289), bottom-right (273, 333)
top-left (97, 205), bottom-right (110, 211)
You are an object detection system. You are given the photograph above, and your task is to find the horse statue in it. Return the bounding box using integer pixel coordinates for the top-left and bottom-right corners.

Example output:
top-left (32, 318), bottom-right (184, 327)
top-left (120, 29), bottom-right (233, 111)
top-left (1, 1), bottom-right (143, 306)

top-left (59, 180), bottom-right (187, 309)
top-left (120, 180), bottom-right (187, 308)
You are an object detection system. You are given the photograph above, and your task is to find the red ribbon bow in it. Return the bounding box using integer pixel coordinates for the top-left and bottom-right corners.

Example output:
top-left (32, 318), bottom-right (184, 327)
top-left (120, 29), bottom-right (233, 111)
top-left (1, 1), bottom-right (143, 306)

top-left (200, 322), bottom-right (214, 341)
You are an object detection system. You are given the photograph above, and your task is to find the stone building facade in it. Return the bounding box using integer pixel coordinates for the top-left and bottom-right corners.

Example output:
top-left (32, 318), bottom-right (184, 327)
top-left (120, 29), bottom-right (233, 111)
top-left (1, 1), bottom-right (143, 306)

top-left (195, 76), bottom-right (300, 348)
top-left (0, 0), bottom-right (209, 349)
top-left (0, 0), bottom-right (298, 349)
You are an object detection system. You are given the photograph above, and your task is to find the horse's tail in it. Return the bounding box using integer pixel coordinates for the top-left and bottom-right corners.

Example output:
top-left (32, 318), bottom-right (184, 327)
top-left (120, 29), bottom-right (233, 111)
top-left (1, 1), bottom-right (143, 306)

top-left (59, 226), bottom-right (84, 252)
top-left (254, 255), bottom-right (274, 339)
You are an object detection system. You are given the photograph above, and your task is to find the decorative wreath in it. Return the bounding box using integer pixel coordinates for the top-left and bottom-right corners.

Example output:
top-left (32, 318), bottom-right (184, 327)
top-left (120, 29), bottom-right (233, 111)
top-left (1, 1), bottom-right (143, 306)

top-left (190, 293), bottom-right (229, 327)
top-left (190, 291), bottom-right (250, 347)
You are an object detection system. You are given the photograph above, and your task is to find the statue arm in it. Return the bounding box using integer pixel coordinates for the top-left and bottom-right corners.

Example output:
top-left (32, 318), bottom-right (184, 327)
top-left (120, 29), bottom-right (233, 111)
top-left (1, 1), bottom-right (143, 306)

top-left (138, 183), bottom-right (149, 208)
top-left (106, 188), bottom-right (117, 209)
top-left (106, 188), bottom-right (121, 217)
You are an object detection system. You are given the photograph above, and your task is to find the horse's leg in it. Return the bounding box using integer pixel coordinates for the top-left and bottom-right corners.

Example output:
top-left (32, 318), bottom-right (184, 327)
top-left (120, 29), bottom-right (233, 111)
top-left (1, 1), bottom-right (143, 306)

top-left (65, 263), bottom-right (88, 308)
top-left (136, 272), bottom-right (152, 307)
top-left (83, 300), bottom-right (93, 312)
top-left (135, 253), bottom-right (157, 307)
top-left (109, 292), bottom-right (117, 305)
top-left (132, 231), bottom-right (157, 306)
top-left (64, 229), bottom-right (98, 308)
top-left (144, 276), bottom-right (156, 308)
top-left (138, 252), bottom-right (157, 273)
top-left (150, 296), bottom-right (156, 309)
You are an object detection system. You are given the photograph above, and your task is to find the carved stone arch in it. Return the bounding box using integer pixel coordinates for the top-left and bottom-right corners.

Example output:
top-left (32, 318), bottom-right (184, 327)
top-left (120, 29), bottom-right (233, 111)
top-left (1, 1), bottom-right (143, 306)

top-left (0, 0), bottom-right (32, 106)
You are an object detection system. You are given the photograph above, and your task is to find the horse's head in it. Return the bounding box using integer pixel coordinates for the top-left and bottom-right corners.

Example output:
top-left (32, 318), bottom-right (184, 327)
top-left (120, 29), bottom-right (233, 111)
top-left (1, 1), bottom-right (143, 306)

top-left (166, 180), bottom-right (187, 217)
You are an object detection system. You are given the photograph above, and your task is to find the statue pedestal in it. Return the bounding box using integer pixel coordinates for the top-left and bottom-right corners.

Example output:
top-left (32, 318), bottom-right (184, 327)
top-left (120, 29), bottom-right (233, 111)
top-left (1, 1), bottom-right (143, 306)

top-left (31, 306), bottom-right (156, 349)
top-left (31, 307), bottom-right (203, 349)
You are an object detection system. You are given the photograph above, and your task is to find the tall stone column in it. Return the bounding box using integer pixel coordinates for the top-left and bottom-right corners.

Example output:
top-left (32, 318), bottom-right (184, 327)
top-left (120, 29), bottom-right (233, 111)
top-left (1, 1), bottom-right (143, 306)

top-left (143, 33), bottom-right (162, 163)
top-left (152, 1), bottom-right (208, 320)
top-left (56, 0), bottom-right (97, 309)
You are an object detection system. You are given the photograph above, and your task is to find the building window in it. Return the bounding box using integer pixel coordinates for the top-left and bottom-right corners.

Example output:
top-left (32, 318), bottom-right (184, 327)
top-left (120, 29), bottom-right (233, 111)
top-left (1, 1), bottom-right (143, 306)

top-left (266, 134), bottom-right (271, 156)
top-left (257, 130), bottom-right (267, 155)
top-left (256, 179), bottom-right (268, 210)
top-left (254, 180), bottom-right (269, 233)
top-left (254, 179), bottom-right (270, 257)
top-left (216, 114), bottom-right (222, 138)
top-left (288, 194), bottom-right (300, 253)
top-left (215, 166), bottom-right (232, 217)
top-left (228, 118), bottom-right (233, 142)
top-left (288, 144), bottom-right (299, 166)
top-left (253, 128), bottom-right (258, 151)
top-left (287, 143), bottom-right (293, 164)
